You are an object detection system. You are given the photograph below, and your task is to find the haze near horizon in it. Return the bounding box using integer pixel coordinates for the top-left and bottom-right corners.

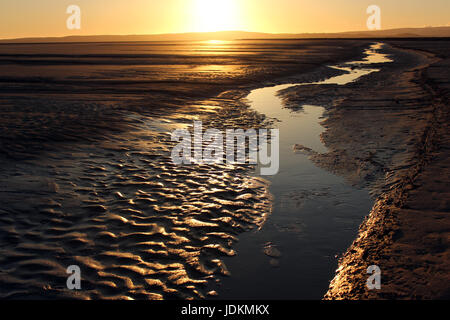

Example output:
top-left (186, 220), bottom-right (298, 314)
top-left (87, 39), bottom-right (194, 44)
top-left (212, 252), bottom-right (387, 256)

top-left (1, 0), bottom-right (449, 39)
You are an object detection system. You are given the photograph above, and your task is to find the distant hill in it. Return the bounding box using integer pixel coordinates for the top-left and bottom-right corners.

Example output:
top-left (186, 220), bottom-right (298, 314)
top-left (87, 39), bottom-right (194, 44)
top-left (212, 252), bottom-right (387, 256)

top-left (332, 26), bottom-right (450, 38)
top-left (1, 27), bottom-right (449, 43)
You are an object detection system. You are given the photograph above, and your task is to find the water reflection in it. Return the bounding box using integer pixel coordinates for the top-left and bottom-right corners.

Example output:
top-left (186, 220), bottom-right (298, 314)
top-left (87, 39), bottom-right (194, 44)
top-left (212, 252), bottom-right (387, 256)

top-left (216, 43), bottom-right (391, 299)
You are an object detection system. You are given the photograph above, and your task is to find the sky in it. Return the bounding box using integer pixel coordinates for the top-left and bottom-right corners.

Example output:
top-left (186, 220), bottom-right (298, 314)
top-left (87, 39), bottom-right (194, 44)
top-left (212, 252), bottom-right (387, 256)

top-left (0, 0), bottom-right (449, 39)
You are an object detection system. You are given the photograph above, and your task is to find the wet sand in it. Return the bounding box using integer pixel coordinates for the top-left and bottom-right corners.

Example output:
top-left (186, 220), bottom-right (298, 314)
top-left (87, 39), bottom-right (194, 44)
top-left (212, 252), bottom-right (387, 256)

top-left (0, 39), bottom-right (448, 299)
top-left (0, 40), bottom-right (368, 161)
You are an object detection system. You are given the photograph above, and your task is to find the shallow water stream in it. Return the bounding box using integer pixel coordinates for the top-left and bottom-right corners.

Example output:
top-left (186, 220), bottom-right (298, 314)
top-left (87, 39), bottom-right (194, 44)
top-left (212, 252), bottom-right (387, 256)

top-left (216, 43), bottom-right (393, 299)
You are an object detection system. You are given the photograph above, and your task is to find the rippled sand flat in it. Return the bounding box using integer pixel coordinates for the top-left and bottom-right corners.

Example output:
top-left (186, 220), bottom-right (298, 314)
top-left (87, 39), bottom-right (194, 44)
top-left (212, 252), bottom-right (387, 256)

top-left (0, 93), bottom-right (276, 299)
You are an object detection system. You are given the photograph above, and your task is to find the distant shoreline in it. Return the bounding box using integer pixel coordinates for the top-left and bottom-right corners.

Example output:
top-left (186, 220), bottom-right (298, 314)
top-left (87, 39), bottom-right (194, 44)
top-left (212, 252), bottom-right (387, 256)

top-left (1, 37), bottom-right (450, 46)
top-left (1, 26), bottom-right (449, 43)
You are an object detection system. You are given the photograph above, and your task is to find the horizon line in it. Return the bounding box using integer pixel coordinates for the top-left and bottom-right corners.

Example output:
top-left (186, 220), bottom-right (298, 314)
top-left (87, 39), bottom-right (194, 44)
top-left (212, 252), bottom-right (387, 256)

top-left (1, 25), bottom-right (450, 42)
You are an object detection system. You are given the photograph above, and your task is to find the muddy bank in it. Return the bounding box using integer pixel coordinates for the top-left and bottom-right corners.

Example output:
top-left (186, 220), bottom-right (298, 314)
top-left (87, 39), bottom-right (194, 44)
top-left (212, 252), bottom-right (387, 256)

top-left (279, 41), bottom-right (450, 299)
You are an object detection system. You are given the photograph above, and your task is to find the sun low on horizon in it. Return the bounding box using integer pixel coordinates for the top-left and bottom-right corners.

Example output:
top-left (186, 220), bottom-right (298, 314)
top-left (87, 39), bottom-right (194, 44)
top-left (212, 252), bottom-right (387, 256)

top-left (0, 0), bottom-right (449, 39)
top-left (190, 0), bottom-right (242, 32)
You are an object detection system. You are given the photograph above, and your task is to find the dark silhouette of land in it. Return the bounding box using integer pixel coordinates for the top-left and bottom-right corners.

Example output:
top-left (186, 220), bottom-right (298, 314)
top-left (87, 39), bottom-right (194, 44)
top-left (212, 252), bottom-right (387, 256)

top-left (1, 26), bottom-right (450, 43)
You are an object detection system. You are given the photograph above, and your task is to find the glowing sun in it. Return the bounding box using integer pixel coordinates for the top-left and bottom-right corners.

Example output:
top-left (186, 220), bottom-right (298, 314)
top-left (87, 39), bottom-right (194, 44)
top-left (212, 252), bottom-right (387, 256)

top-left (192, 0), bottom-right (240, 32)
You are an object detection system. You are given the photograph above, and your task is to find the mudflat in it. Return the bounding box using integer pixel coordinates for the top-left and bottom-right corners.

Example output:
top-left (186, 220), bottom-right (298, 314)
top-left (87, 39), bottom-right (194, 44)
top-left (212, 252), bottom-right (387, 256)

top-left (0, 39), bottom-right (448, 299)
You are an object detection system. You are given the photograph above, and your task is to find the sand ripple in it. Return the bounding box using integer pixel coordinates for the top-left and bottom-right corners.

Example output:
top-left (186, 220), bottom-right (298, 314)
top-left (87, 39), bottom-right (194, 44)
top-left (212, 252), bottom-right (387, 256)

top-left (0, 104), bottom-right (271, 300)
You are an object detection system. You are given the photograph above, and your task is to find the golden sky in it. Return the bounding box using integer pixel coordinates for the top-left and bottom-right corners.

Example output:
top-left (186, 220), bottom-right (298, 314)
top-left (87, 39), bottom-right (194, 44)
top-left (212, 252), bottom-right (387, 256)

top-left (1, 0), bottom-right (449, 39)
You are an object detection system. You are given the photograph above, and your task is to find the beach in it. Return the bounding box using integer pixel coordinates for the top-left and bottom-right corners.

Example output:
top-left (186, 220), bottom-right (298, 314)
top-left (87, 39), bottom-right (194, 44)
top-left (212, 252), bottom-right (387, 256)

top-left (0, 39), bottom-right (448, 299)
